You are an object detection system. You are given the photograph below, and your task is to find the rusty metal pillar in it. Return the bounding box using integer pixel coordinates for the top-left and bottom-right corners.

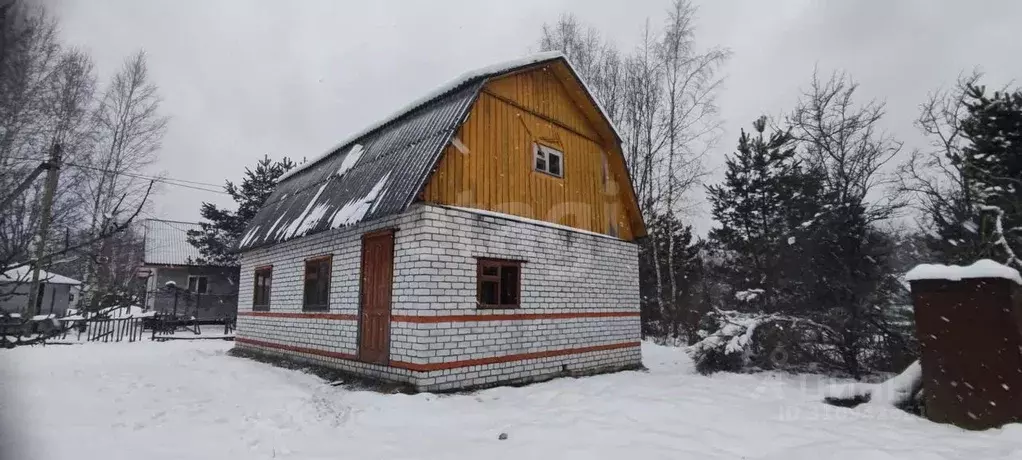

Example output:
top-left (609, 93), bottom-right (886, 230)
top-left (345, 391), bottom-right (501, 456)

top-left (910, 276), bottom-right (1022, 429)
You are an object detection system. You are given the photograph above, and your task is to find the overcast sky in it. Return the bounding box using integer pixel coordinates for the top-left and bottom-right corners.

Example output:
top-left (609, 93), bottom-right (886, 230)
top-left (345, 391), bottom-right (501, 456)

top-left (47, 0), bottom-right (1022, 234)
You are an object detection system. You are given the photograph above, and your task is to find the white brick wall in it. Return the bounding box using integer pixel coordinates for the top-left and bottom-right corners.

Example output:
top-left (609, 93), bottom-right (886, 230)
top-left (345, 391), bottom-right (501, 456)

top-left (235, 203), bottom-right (642, 391)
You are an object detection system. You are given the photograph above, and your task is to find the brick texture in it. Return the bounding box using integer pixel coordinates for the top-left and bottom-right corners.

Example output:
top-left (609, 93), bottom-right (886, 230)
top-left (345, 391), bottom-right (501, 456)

top-left (235, 204), bottom-right (642, 391)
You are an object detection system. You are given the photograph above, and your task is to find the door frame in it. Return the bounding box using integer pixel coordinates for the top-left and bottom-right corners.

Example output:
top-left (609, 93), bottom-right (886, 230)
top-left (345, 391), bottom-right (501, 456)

top-left (357, 228), bottom-right (397, 364)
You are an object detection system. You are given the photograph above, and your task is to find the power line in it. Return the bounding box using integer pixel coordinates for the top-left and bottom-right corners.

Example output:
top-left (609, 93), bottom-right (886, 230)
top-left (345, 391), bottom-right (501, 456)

top-left (62, 161), bottom-right (229, 195)
top-left (5, 155), bottom-right (230, 195)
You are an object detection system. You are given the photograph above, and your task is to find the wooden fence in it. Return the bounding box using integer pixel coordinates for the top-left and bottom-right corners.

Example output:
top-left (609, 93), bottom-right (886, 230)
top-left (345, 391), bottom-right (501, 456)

top-left (73, 317), bottom-right (146, 343)
top-left (2, 313), bottom-right (236, 347)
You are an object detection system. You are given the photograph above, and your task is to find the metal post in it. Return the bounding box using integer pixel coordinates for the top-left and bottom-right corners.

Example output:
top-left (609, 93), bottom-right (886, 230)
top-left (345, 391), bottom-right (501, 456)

top-left (26, 144), bottom-right (62, 316)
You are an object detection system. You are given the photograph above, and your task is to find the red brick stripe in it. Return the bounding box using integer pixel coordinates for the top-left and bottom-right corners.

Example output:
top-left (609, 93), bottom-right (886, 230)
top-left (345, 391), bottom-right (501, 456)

top-left (238, 311), bottom-right (638, 323)
top-left (389, 341), bottom-right (641, 371)
top-left (238, 312), bottom-right (358, 320)
top-left (236, 337), bottom-right (358, 361)
top-left (390, 311), bottom-right (639, 323)
top-left (235, 337), bottom-right (641, 372)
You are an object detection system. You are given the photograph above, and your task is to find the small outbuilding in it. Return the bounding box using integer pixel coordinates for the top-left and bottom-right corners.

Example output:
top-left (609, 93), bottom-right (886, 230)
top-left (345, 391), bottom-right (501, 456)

top-left (234, 52), bottom-right (646, 391)
top-left (0, 266), bottom-right (81, 317)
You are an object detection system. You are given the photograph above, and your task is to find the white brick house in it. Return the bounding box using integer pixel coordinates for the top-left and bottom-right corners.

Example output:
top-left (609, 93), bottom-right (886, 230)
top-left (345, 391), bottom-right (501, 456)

top-left (234, 52), bottom-right (646, 391)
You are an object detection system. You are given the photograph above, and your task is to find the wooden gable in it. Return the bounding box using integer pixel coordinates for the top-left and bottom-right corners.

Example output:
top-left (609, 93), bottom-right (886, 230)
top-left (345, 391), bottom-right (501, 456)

top-left (420, 60), bottom-right (646, 241)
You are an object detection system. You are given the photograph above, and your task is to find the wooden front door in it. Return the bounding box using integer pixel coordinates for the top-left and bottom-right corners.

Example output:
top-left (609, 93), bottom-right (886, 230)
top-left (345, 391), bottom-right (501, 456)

top-left (358, 230), bottom-right (395, 365)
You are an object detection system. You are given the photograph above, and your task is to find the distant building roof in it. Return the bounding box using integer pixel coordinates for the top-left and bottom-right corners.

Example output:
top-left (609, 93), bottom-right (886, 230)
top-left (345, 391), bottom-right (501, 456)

top-left (142, 219), bottom-right (205, 266)
top-left (1, 266), bottom-right (81, 285)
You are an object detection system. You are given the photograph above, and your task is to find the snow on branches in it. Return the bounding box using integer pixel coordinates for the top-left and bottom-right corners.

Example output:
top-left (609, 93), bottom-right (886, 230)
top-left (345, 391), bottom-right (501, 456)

top-left (688, 308), bottom-right (837, 374)
top-left (976, 204), bottom-right (1021, 269)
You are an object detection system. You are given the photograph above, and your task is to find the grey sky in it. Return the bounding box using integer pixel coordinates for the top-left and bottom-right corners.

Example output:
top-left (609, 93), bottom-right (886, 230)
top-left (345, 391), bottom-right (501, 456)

top-left (48, 0), bottom-right (1022, 233)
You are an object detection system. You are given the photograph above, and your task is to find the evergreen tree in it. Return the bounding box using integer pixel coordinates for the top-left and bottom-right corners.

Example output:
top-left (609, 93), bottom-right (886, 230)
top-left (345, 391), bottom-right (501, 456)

top-left (706, 116), bottom-right (826, 313)
top-left (187, 156), bottom-right (294, 266)
top-left (804, 199), bottom-right (904, 377)
top-left (923, 188), bottom-right (989, 265)
top-left (961, 84), bottom-right (1022, 268)
top-left (639, 213), bottom-right (702, 342)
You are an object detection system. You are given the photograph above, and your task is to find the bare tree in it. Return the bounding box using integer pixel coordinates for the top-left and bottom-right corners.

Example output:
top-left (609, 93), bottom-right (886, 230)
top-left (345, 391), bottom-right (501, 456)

top-left (788, 70), bottom-right (908, 377)
top-left (539, 4), bottom-right (728, 341)
top-left (0, 5), bottom-right (97, 310)
top-left (1, 6), bottom-right (165, 313)
top-left (898, 71), bottom-right (985, 263)
top-left (0, 2), bottom-right (59, 165)
top-left (790, 70), bottom-right (905, 222)
top-left (621, 20), bottom-right (666, 214)
top-left (656, 0), bottom-right (728, 317)
top-left (88, 50), bottom-right (166, 231)
top-left (539, 13), bottom-right (624, 124)
top-left (620, 21), bottom-right (669, 317)
top-left (83, 50), bottom-right (167, 307)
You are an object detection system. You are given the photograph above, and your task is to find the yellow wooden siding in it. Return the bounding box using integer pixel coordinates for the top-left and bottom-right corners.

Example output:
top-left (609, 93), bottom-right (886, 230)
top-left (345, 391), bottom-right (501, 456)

top-left (484, 68), bottom-right (602, 142)
top-left (421, 66), bottom-right (637, 241)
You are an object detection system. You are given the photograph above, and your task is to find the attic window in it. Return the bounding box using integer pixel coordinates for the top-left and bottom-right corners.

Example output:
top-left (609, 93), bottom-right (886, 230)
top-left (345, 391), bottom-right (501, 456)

top-left (534, 144), bottom-right (563, 178)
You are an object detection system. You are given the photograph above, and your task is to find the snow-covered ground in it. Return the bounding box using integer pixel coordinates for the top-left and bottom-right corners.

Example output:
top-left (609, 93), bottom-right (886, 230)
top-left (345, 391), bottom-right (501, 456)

top-left (1, 341), bottom-right (1019, 460)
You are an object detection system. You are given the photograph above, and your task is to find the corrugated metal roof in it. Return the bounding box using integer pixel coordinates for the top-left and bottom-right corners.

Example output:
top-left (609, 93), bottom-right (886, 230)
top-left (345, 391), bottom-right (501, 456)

top-left (143, 219), bottom-right (204, 265)
top-left (237, 51), bottom-right (628, 251)
top-left (238, 80), bottom-right (483, 252)
top-left (1, 266), bottom-right (81, 285)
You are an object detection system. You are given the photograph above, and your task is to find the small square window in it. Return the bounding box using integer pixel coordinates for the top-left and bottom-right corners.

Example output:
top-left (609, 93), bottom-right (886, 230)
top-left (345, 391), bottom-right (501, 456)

top-left (186, 275), bottom-right (208, 294)
top-left (534, 144), bottom-right (563, 178)
top-left (477, 258), bottom-right (522, 308)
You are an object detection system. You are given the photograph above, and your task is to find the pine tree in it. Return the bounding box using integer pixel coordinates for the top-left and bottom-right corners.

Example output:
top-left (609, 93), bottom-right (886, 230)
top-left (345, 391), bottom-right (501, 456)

top-left (186, 155), bottom-right (294, 266)
top-left (639, 213), bottom-right (702, 342)
top-left (706, 116), bottom-right (826, 313)
top-left (923, 189), bottom-right (989, 265)
top-left (961, 84), bottom-right (1022, 268)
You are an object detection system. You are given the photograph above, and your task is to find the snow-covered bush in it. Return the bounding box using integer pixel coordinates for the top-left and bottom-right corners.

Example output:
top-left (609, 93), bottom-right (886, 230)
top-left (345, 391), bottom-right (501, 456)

top-left (688, 309), bottom-right (839, 374)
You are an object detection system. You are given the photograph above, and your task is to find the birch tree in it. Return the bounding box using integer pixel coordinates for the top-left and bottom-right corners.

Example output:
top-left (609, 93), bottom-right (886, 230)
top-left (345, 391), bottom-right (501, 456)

top-left (0, 5), bottom-right (93, 278)
top-left (84, 50), bottom-right (167, 307)
top-left (654, 0), bottom-right (728, 332)
top-left (539, 13), bottom-right (623, 123)
top-left (538, 3), bottom-right (728, 341)
top-left (0, 4), bottom-right (153, 313)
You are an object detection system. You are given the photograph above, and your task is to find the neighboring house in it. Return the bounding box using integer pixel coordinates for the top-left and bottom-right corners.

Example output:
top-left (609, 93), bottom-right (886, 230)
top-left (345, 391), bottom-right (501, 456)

top-left (140, 219), bottom-right (239, 320)
top-left (0, 266), bottom-right (81, 316)
top-left (234, 52), bottom-right (647, 392)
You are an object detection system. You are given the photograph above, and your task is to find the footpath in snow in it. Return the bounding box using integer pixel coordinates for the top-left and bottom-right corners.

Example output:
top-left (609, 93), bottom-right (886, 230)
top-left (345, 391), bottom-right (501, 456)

top-left (1, 341), bottom-right (1020, 460)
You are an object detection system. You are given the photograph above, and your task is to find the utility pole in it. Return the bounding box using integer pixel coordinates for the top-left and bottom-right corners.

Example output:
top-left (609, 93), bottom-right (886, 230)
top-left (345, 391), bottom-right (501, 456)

top-left (26, 143), bottom-right (62, 316)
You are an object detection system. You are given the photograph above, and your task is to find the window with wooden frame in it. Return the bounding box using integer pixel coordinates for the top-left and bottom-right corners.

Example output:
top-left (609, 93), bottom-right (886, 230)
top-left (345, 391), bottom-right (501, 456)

top-left (303, 255), bottom-right (332, 311)
top-left (477, 258), bottom-right (522, 308)
top-left (186, 275), bottom-right (208, 294)
top-left (252, 266), bottom-right (272, 311)
top-left (533, 143), bottom-right (563, 178)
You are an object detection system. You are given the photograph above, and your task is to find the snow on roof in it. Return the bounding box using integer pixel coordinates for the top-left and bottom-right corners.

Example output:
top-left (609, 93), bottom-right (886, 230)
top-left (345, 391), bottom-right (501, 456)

top-left (277, 51), bottom-right (616, 183)
top-left (0, 265), bottom-right (81, 285)
top-left (143, 219), bottom-right (207, 266)
top-left (905, 259), bottom-right (1022, 285)
top-left (241, 52), bottom-right (632, 252)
